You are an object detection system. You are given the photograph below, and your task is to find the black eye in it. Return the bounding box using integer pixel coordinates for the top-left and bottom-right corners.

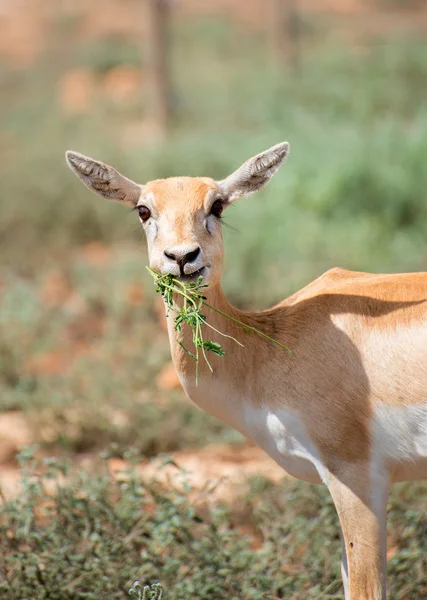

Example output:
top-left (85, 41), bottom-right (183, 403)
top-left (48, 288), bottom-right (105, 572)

top-left (137, 206), bottom-right (151, 222)
top-left (210, 199), bottom-right (224, 218)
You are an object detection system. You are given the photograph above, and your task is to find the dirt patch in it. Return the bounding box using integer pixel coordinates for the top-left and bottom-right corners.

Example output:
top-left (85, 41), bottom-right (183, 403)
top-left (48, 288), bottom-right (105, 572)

top-left (0, 412), bottom-right (32, 463)
top-left (0, 420), bottom-right (285, 502)
top-left (110, 443), bottom-right (286, 503)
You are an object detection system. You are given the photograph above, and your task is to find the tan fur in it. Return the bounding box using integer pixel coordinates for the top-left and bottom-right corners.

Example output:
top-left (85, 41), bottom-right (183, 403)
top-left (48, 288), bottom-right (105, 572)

top-left (168, 268), bottom-right (427, 464)
top-left (161, 207), bottom-right (427, 600)
top-left (66, 144), bottom-right (426, 600)
top-left (166, 262), bottom-right (426, 600)
top-left (146, 177), bottom-right (217, 212)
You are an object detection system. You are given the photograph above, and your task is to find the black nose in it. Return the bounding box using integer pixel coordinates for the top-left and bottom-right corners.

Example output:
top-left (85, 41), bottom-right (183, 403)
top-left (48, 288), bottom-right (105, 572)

top-left (164, 246), bottom-right (201, 266)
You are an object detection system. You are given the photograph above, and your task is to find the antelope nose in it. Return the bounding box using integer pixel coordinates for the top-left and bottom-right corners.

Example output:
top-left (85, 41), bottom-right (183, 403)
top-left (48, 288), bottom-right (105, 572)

top-left (164, 245), bottom-right (201, 266)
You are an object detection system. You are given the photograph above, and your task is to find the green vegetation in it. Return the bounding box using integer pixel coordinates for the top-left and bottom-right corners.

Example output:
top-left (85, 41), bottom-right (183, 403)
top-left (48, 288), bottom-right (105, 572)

top-left (1, 452), bottom-right (426, 599)
top-left (147, 268), bottom-right (231, 378)
top-left (1, 8), bottom-right (427, 599)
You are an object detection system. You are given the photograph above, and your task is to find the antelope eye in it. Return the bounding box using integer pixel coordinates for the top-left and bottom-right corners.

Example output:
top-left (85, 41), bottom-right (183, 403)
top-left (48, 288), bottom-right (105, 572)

top-left (210, 199), bottom-right (224, 218)
top-left (137, 206), bottom-right (151, 222)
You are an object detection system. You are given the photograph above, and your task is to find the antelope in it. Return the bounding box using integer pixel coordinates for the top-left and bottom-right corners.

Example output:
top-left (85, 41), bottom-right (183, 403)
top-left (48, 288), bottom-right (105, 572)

top-left (66, 142), bottom-right (427, 600)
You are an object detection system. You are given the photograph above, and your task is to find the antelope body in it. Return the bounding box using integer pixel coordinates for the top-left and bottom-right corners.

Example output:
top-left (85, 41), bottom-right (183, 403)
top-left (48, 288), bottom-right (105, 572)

top-left (66, 142), bottom-right (427, 600)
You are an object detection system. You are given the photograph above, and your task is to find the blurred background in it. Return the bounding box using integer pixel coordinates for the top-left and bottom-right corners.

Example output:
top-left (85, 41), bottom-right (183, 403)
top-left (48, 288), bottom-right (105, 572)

top-left (1, 0), bottom-right (427, 481)
top-left (1, 1), bottom-right (427, 598)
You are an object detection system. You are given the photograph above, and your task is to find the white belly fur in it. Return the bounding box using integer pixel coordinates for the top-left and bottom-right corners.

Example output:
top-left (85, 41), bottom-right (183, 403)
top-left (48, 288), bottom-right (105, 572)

top-left (242, 405), bottom-right (324, 483)
top-left (373, 403), bottom-right (427, 482)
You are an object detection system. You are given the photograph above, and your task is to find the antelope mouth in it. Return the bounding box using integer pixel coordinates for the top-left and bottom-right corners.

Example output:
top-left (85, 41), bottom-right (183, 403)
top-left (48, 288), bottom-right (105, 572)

top-left (178, 266), bottom-right (207, 283)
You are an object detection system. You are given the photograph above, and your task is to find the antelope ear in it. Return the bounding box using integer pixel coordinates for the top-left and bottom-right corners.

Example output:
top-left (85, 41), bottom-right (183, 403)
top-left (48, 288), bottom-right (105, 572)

top-left (218, 141), bottom-right (289, 202)
top-left (65, 151), bottom-right (143, 206)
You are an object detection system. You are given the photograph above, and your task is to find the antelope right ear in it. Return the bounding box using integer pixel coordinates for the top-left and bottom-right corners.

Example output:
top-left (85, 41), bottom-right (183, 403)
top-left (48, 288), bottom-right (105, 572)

top-left (217, 141), bottom-right (289, 202)
top-left (65, 151), bottom-right (143, 207)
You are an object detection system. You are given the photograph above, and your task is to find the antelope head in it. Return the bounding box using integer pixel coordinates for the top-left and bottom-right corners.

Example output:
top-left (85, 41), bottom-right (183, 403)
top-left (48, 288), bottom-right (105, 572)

top-left (66, 142), bottom-right (289, 286)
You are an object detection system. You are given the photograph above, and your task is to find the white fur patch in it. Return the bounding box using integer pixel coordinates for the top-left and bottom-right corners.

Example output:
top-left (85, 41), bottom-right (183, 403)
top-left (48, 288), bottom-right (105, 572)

top-left (243, 406), bottom-right (323, 483)
top-left (372, 403), bottom-right (427, 481)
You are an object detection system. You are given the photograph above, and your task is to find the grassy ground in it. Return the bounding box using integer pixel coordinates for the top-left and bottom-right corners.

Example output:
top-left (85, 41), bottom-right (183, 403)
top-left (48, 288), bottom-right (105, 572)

top-left (1, 7), bottom-right (427, 599)
top-left (0, 452), bottom-right (426, 599)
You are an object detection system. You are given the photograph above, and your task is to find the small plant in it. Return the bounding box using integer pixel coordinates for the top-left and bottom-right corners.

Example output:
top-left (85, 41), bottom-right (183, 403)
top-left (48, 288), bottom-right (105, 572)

top-left (129, 581), bottom-right (164, 600)
top-left (147, 267), bottom-right (290, 382)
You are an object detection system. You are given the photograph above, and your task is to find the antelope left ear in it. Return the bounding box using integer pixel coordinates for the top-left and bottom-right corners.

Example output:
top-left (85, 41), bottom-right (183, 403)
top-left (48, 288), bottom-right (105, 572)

top-left (65, 151), bottom-right (143, 207)
top-left (217, 141), bottom-right (290, 202)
